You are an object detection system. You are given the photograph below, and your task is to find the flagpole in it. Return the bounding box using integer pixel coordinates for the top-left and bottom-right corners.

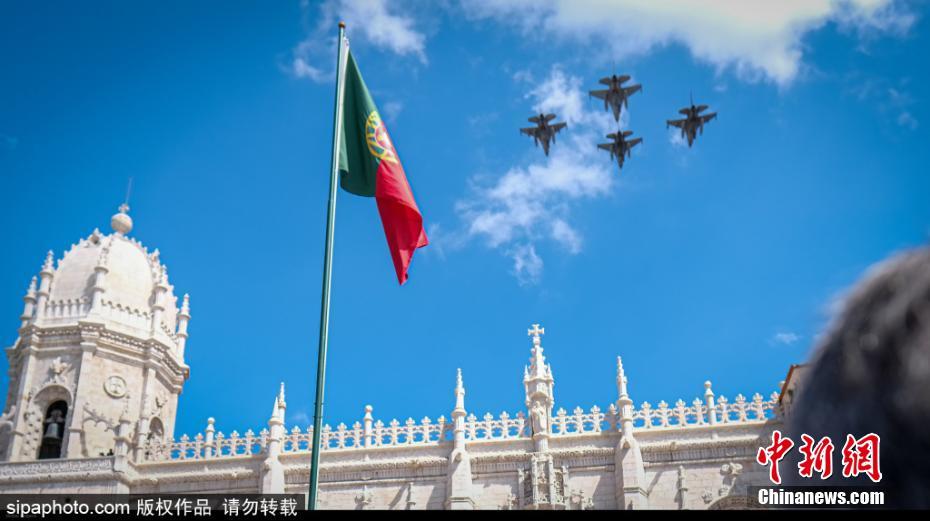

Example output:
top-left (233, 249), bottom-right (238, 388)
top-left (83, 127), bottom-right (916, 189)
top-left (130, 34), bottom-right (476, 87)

top-left (308, 21), bottom-right (347, 511)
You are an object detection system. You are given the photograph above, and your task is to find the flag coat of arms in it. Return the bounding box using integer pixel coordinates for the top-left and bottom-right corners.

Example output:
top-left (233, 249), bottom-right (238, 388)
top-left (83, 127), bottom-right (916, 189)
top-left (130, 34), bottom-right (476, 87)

top-left (338, 51), bottom-right (428, 284)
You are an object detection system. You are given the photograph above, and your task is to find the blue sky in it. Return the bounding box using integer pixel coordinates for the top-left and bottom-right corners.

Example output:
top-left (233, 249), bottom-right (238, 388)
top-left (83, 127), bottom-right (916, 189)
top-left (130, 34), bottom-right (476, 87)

top-left (1, 0), bottom-right (928, 439)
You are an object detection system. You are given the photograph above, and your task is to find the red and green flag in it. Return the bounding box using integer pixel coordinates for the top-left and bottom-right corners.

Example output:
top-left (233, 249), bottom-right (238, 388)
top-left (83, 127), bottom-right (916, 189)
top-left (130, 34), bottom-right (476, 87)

top-left (338, 50), bottom-right (428, 284)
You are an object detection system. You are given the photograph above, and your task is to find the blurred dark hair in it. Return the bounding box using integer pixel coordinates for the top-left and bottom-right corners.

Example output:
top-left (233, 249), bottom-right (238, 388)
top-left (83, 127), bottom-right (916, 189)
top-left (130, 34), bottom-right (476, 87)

top-left (786, 246), bottom-right (930, 508)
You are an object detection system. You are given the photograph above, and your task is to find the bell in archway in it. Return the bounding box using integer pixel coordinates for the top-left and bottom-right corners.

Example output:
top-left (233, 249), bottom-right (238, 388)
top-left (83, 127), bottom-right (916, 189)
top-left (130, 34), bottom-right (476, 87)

top-left (43, 410), bottom-right (63, 440)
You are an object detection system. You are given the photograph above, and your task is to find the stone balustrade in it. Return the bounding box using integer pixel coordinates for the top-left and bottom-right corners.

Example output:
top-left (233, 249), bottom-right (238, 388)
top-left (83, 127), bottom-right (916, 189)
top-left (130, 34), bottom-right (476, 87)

top-left (138, 385), bottom-right (780, 462)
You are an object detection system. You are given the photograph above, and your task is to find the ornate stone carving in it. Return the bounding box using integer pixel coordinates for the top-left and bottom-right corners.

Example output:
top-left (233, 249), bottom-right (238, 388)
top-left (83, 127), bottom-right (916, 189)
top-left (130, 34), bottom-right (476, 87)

top-left (104, 375), bottom-right (128, 398)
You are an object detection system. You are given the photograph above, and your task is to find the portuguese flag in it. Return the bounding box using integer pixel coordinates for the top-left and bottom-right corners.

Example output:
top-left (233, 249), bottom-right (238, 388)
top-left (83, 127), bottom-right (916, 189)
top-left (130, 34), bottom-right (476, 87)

top-left (337, 51), bottom-right (428, 285)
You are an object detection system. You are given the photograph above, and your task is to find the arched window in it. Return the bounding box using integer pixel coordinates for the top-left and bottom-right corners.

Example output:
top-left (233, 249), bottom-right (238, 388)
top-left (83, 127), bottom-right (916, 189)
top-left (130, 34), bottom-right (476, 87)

top-left (148, 418), bottom-right (164, 443)
top-left (38, 401), bottom-right (68, 459)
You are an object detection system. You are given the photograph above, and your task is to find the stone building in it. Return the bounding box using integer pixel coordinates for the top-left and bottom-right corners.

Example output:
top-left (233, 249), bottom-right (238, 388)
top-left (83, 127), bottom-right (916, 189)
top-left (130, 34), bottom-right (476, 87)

top-left (0, 206), bottom-right (786, 509)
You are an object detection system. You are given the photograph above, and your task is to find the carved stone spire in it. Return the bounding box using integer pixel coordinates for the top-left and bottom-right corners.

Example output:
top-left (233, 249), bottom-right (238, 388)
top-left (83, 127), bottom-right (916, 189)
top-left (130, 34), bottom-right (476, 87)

top-left (90, 238), bottom-right (110, 313)
top-left (150, 264), bottom-right (169, 334)
top-left (19, 277), bottom-right (37, 328)
top-left (34, 251), bottom-right (55, 320)
top-left (447, 368), bottom-right (475, 509)
top-left (614, 355), bottom-right (648, 509)
top-left (261, 384), bottom-right (286, 494)
top-left (176, 293), bottom-right (191, 361)
top-left (616, 357), bottom-right (634, 440)
top-left (452, 369), bottom-right (466, 451)
top-left (524, 323), bottom-right (554, 452)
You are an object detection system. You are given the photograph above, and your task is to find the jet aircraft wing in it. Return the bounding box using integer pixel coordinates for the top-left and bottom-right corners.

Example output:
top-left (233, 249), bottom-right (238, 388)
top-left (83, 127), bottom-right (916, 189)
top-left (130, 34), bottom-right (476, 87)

top-left (667, 119), bottom-right (687, 129)
top-left (589, 89), bottom-right (609, 100)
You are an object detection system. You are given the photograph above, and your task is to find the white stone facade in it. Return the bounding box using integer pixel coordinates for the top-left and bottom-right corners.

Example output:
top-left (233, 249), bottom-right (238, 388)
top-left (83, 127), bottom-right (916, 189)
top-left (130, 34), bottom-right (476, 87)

top-left (0, 207), bottom-right (783, 509)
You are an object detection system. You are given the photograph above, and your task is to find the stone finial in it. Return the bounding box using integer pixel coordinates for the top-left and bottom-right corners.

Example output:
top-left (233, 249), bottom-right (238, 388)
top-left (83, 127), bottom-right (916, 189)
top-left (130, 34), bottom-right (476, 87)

top-left (363, 405), bottom-right (374, 447)
top-left (111, 203), bottom-right (133, 235)
top-left (180, 293), bottom-right (191, 316)
top-left (704, 381), bottom-right (717, 425)
top-left (278, 382), bottom-right (286, 408)
top-left (617, 357), bottom-right (629, 399)
top-left (25, 277), bottom-right (37, 299)
top-left (454, 369), bottom-right (465, 413)
top-left (41, 250), bottom-right (55, 273)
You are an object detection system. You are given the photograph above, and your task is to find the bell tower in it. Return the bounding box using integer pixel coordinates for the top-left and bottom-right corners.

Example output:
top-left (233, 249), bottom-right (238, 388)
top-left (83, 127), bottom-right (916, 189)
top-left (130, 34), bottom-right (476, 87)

top-left (0, 205), bottom-right (191, 461)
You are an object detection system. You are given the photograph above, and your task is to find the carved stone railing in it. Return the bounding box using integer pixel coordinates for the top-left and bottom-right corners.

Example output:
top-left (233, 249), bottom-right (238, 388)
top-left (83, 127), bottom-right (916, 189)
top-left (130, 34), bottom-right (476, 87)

top-left (632, 391), bottom-right (781, 430)
top-left (463, 411), bottom-right (529, 441)
top-left (139, 388), bottom-right (780, 462)
top-left (40, 298), bottom-right (91, 323)
top-left (550, 405), bottom-right (618, 436)
top-left (141, 429), bottom-right (267, 462)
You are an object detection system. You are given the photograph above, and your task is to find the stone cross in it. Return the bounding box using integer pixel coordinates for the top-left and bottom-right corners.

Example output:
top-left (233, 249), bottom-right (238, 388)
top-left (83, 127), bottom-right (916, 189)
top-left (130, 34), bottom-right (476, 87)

top-left (527, 324), bottom-right (545, 345)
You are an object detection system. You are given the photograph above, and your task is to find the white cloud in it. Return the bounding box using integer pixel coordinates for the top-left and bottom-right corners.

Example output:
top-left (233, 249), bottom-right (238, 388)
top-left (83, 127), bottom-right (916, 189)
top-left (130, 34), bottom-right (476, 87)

top-left (897, 111), bottom-right (918, 130)
top-left (771, 331), bottom-right (801, 346)
top-left (551, 218), bottom-right (582, 254)
top-left (510, 243), bottom-right (544, 285)
top-left (848, 76), bottom-right (920, 131)
top-left (456, 67), bottom-right (619, 284)
top-left (461, 0), bottom-right (913, 86)
top-left (291, 0), bottom-right (427, 83)
top-left (382, 100), bottom-right (404, 123)
top-left (668, 127), bottom-right (688, 148)
top-left (290, 410), bottom-right (311, 426)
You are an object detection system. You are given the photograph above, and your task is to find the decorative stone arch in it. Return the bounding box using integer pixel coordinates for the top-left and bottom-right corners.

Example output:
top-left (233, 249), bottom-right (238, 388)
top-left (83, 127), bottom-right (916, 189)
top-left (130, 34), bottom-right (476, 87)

top-left (708, 495), bottom-right (762, 510)
top-left (20, 384), bottom-right (73, 459)
top-left (148, 417), bottom-right (165, 443)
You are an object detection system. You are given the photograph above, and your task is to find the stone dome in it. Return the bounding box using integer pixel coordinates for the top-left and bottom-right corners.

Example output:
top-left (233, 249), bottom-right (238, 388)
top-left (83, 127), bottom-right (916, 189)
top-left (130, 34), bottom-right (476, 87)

top-left (45, 207), bottom-right (179, 335)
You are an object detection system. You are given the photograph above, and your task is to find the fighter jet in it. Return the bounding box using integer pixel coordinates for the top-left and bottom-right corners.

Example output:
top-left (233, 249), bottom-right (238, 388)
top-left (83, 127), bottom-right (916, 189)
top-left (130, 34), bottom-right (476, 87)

top-left (666, 94), bottom-right (717, 147)
top-left (597, 130), bottom-right (642, 171)
top-left (589, 74), bottom-right (642, 122)
top-left (520, 113), bottom-right (567, 156)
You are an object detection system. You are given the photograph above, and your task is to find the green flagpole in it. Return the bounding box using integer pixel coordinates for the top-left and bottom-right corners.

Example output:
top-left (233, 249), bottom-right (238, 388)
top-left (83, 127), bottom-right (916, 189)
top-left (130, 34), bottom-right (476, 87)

top-left (308, 21), bottom-right (347, 511)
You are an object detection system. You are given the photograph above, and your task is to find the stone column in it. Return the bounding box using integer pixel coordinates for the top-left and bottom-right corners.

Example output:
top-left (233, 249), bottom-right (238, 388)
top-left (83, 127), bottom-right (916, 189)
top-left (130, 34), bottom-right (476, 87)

top-left (112, 408), bottom-right (133, 493)
top-left (6, 344), bottom-right (38, 461)
top-left (64, 341), bottom-right (98, 459)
